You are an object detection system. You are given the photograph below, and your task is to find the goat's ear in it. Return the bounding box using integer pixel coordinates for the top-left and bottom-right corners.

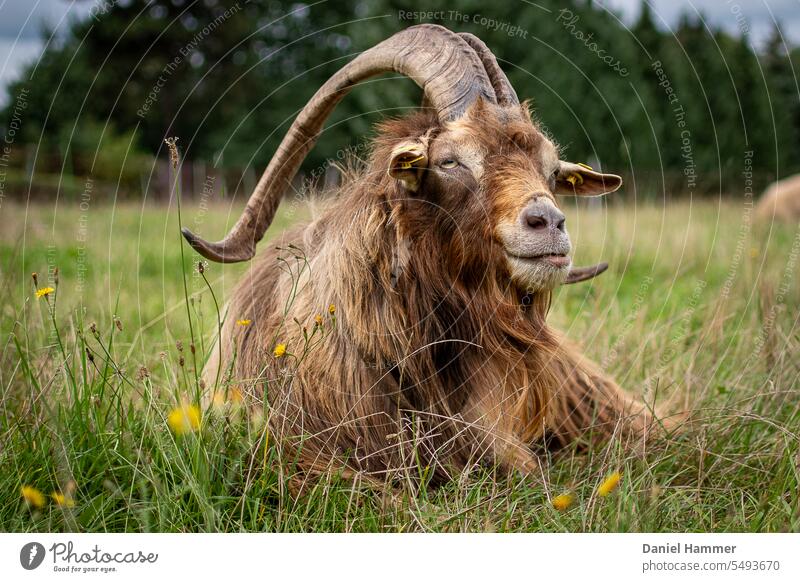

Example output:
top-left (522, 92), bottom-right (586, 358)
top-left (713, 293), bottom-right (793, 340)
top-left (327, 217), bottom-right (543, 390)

top-left (555, 161), bottom-right (622, 196)
top-left (388, 140), bottom-right (429, 192)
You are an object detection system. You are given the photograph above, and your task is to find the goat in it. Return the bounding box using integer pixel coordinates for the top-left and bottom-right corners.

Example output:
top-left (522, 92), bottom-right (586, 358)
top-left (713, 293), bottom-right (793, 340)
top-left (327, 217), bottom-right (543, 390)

top-left (183, 25), bottom-right (660, 483)
top-left (755, 173), bottom-right (800, 223)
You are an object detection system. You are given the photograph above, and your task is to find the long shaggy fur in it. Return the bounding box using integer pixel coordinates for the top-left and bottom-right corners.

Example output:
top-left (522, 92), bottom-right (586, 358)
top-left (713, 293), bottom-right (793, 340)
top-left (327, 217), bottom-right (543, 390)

top-left (209, 108), bottom-right (658, 485)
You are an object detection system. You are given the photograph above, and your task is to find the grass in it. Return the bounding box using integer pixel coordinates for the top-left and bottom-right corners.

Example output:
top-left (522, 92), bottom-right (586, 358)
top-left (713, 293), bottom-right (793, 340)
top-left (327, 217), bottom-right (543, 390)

top-left (1, 196), bottom-right (799, 532)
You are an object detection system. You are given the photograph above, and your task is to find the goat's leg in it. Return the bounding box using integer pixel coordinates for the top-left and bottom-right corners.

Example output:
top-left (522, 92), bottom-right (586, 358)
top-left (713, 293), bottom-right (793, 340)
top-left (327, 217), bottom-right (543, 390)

top-left (460, 391), bottom-right (543, 477)
top-left (543, 347), bottom-right (664, 449)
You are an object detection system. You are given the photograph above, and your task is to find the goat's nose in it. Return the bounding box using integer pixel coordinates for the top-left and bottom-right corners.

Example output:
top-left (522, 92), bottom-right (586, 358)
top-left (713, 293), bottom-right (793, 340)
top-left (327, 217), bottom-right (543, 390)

top-left (523, 199), bottom-right (566, 232)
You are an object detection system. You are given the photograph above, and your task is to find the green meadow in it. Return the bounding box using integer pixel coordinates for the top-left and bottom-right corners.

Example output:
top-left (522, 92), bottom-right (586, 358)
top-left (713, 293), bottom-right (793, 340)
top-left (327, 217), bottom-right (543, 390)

top-left (1, 197), bottom-right (798, 532)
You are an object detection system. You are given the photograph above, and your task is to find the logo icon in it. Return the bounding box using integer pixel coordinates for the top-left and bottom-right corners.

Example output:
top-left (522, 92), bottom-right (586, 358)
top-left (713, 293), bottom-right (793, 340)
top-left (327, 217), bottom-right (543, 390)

top-left (20, 542), bottom-right (46, 570)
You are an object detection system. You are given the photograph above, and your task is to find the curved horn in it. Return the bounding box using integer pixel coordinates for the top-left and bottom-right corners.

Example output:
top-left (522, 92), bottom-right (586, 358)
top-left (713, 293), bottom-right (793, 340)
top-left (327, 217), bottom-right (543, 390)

top-left (563, 262), bottom-right (608, 285)
top-left (458, 32), bottom-right (518, 106)
top-left (182, 24), bottom-right (496, 263)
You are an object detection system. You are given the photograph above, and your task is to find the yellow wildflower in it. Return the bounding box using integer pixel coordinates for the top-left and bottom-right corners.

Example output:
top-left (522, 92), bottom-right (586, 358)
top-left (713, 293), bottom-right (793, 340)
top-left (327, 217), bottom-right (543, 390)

top-left (236, 319), bottom-right (252, 326)
top-left (21, 486), bottom-right (46, 509)
top-left (212, 387), bottom-right (243, 408)
top-left (597, 471), bottom-right (622, 497)
top-left (314, 314), bottom-right (323, 326)
top-left (749, 248), bottom-right (759, 259)
top-left (328, 304), bottom-right (336, 315)
top-left (552, 493), bottom-right (575, 511)
top-left (212, 391), bottom-right (225, 408)
top-left (35, 287), bottom-right (55, 299)
top-left (51, 492), bottom-right (75, 507)
top-left (167, 404), bottom-right (201, 435)
top-left (274, 343), bottom-right (287, 358)
top-left (553, 493), bottom-right (575, 511)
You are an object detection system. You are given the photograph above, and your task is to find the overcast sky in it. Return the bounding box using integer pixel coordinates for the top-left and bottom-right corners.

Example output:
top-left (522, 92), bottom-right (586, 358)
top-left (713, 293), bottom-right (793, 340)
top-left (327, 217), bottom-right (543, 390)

top-left (1, 0), bottom-right (799, 105)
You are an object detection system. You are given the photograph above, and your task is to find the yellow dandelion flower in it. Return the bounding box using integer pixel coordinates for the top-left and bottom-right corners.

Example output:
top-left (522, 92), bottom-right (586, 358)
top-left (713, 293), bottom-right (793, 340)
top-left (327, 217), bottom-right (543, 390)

top-left (314, 314), bottom-right (323, 326)
top-left (212, 388), bottom-right (243, 408)
top-left (274, 343), bottom-right (287, 358)
top-left (35, 287), bottom-right (55, 299)
top-left (212, 391), bottom-right (226, 408)
top-left (749, 247), bottom-right (759, 259)
top-left (236, 319), bottom-right (252, 326)
top-left (597, 471), bottom-right (622, 497)
top-left (51, 492), bottom-right (75, 507)
top-left (552, 493), bottom-right (575, 511)
top-left (328, 304), bottom-right (336, 315)
top-left (21, 486), bottom-right (46, 509)
top-left (167, 404), bottom-right (201, 435)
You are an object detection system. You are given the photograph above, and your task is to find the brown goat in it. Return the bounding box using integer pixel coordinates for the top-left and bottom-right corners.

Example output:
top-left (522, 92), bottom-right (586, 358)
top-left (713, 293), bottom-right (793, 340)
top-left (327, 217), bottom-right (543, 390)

top-left (755, 174), bottom-right (800, 223)
top-left (184, 25), bottom-right (660, 483)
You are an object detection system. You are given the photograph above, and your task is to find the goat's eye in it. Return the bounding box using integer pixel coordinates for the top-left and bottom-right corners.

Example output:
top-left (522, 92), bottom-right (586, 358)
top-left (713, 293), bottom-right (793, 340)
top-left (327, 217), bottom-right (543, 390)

top-left (548, 169), bottom-right (558, 190)
top-left (439, 159), bottom-right (459, 169)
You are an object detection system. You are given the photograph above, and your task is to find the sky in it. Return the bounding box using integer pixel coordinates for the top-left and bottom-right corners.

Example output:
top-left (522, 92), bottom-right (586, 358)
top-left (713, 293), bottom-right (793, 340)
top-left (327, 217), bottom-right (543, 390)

top-left (600, 0), bottom-right (800, 47)
top-left (1, 0), bottom-right (799, 105)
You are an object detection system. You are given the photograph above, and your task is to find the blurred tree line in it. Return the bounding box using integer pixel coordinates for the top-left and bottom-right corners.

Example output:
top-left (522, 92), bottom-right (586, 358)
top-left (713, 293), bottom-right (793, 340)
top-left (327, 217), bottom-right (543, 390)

top-left (1, 0), bottom-right (798, 198)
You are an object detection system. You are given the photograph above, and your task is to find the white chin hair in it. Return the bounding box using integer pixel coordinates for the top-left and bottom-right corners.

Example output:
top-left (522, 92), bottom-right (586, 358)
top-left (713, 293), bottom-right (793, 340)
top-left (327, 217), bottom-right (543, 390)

top-left (507, 256), bottom-right (570, 292)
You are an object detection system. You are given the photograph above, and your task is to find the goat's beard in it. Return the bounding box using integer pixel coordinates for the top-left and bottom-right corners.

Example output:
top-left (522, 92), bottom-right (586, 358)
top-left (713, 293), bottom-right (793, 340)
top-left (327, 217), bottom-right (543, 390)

top-left (505, 255), bottom-right (571, 292)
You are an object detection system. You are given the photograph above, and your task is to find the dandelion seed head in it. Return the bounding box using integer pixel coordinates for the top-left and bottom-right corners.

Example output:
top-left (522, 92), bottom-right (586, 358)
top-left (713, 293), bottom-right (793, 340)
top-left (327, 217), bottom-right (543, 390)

top-left (164, 136), bottom-right (180, 169)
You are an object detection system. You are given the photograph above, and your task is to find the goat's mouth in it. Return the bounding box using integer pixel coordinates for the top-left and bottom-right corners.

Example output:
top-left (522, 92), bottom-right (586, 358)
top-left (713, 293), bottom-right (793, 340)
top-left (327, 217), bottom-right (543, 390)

top-left (505, 252), bottom-right (571, 269)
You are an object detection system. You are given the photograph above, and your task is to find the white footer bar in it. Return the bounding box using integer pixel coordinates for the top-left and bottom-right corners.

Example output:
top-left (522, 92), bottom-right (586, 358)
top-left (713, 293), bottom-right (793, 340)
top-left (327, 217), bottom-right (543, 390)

top-left (2, 533), bottom-right (798, 580)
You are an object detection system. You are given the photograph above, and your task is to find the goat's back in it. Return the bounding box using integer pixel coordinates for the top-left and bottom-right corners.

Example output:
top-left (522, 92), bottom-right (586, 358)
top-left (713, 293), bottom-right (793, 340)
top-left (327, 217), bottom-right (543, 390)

top-left (755, 173), bottom-right (800, 223)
